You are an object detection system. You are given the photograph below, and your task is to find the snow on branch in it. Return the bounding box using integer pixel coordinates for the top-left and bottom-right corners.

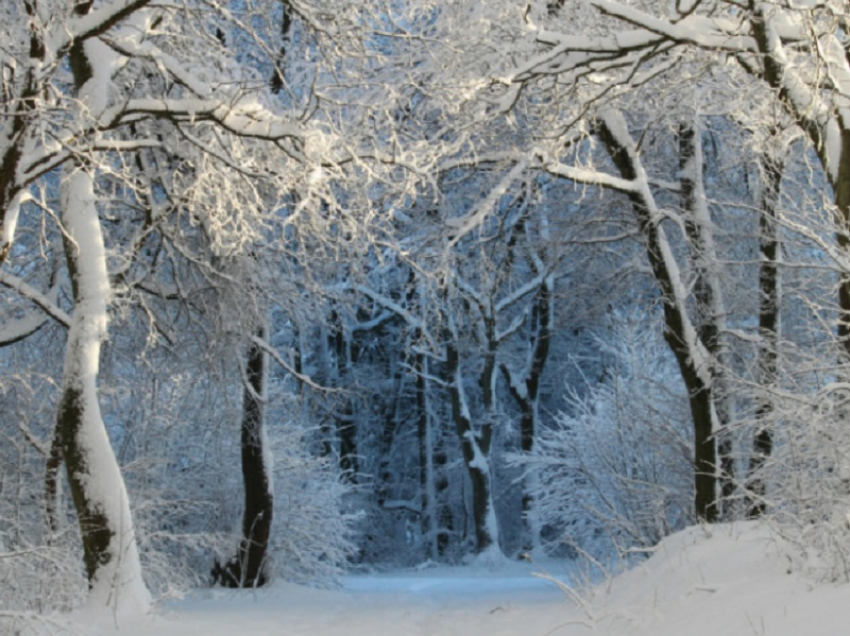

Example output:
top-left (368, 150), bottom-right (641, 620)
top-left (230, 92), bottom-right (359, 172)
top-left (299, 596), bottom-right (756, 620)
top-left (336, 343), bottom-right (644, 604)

top-left (538, 156), bottom-right (638, 194)
top-left (101, 99), bottom-right (304, 145)
top-left (60, 0), bottom-right (153, 53)
top-left (598, 108), bottom-right (713, 385)
top-left (354, 284), bottom-right (426, 333)
top-left (590, 1), bottom-right (757, 51)
top-left (252, 335), bottom-right (330, 393)
top-left (0, 312), bottom-right (49, 347)
top-left (445, 158), bottom-right (529, 249)
top-left (495, 272), bottom-right (547, 314)
top-left (0, 271), bottom-right (70, 328)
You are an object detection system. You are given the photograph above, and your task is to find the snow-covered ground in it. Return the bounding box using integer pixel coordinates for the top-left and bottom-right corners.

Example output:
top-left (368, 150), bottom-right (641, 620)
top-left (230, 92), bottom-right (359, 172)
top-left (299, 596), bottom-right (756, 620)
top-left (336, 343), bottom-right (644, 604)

top-left (74, 522), bottom-right (846, 636)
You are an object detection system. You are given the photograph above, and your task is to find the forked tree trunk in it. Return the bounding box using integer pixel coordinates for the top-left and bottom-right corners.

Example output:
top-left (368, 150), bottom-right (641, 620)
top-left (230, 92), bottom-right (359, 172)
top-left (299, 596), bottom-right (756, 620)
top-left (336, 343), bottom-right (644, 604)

top-left (57, 168), bottom-right (150, 613)
top-left (597, 111), bottom-right (718, 522)
top-left (53, 15), bottom-right (151, 614)
top-left (444, 315), bottom-right (501, 555)
top-left (502, 274), bottom-right (553, 550)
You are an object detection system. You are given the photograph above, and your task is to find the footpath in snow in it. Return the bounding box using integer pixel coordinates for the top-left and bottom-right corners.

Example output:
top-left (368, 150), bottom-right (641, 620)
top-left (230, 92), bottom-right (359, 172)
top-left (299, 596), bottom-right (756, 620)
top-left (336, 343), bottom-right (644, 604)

top-left (77, 522), bottom-right (847, 636)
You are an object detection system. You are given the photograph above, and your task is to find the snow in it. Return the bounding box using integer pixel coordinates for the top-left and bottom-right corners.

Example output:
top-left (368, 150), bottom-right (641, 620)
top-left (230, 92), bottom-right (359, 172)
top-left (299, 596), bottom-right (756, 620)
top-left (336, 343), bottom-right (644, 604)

top-left (69, 521), bottom-right (850, 636)
top-left (1, 190), bottom-right (22, 256)
top-left (60, 167), bottom-right (151, 618)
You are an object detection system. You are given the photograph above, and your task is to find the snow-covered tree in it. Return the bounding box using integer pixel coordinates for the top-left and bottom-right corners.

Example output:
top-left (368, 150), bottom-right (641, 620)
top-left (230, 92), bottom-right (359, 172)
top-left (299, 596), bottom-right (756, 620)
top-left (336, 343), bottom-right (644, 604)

top-left (526, 310), bottom-right (693, 563)
top-left (0, 0), bottom-right (432, 612)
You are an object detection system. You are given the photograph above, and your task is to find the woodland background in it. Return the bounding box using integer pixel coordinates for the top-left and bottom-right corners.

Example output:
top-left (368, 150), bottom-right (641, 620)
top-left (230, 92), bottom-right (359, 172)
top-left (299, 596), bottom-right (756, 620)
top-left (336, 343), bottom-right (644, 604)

top-left (3, 0), bottom-right (850, 622)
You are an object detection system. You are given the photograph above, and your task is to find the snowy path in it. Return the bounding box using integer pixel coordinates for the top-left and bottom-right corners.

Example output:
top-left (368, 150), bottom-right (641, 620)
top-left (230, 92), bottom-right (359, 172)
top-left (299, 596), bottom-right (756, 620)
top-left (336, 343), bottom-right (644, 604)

top-left (89, 561), bottom-right (574, 636)
top-left (77, 524), bottom-right (850, 636)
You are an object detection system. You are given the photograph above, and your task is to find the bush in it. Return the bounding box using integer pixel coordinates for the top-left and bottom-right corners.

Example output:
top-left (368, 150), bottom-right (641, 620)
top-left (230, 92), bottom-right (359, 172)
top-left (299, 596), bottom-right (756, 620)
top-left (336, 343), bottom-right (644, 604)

top-left (518, 311), bottom-right (693, 567)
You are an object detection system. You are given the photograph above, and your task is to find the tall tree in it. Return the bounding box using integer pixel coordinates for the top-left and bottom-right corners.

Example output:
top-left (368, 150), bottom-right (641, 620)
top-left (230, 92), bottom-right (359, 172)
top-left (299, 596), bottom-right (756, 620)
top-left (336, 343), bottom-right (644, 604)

top-left (506, 0), bottom-right (850, 356)
top-left (746, 127), bottom-right (787, 518)
top-left (0, 0), bottom-right (313, 613)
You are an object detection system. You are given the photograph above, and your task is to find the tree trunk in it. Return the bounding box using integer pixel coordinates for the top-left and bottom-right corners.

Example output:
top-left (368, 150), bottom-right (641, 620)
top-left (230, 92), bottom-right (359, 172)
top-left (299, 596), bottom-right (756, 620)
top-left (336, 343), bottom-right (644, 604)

top-left (44, 430), bottom-right (63, 538)
top-left (215, 329), bottom-right (273, 587)
top-left (598, 112), bottom-right (718, 522)
top-left (57, 168), bottom-right (150, 613)
top-left (502, 274), bottom-right (553, 550)
top-left (52, 16), bottom-right (151, 614)
top-left (416, 353), bottom-right (440, 560)
top-left (834, 131), bottom-right (850, 357)
top-left (678, 123), bottom-right (734, 515)
top-left (749, 4), bottom-right (850, 358)
top-left (747, 137), bottom-right (784, 518)
top-left (444, 316), bottom-right (500, 555)
top-left (332, 318), bottom-right (358, 481)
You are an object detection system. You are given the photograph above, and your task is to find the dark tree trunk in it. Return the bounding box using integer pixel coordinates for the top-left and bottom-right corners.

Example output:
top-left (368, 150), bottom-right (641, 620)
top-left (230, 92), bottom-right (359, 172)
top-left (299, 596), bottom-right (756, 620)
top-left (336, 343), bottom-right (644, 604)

top-left (598, 115), bottom-right (718, 522)
top-left (678, 124), bottom-right (734, 514)
top-left (416, 352), bottom-right (439, 559)
top-left (331, 318), bottom-right (358, 482)
top-left (444, 321), bottom-right (499, 553)
top-left (502, 275), bottom-right (553, 548)
top-left (747, 138), bottom-right (784, 518)
top-left (57, 386), bottom-right (114, 582)
top-left (270, 0), bottom-right (293, 93)
top-left (215, 329), bottom-right (273, 588)
top-left (751, 4), bottom-right (850, 357)
top-left (44, 431), bottom-right (63, 538)
top-left (835, 131), bottom-right (850, 356)
top-left (0, 0), bottom-right (46, 269)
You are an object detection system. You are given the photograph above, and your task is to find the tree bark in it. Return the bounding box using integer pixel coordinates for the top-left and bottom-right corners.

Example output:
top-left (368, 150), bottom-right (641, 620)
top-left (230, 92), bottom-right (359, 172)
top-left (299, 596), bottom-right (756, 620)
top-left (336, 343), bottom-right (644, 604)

top-left (678, 124), bottom-right (734, 514)
top-left (416, 353), bottom-right (439, 560)
top-left (502, 274), bottom-right (553, 549)
top-left (598, 112), bottom-right (718, 522)
top-left (56, 168), bottom-right (150, 612)
top-left (328, 314), bottom-right (358, 481)
top-left (215, 329), bottom-right (274, 587)
top-left (747, 138), bottom-right (784, 518)
top-left (444, 315), bottom-right (500, 554)
top-left (52, 13), bottom-right (151, 613)
top-left (44, 431), bottom-right (63, 538)
top-left (748, 4), bottom-right (850, 357)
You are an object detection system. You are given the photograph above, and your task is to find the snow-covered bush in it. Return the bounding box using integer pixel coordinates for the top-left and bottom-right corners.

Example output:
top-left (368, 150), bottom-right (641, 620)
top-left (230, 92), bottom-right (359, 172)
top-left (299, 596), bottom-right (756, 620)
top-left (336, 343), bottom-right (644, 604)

top-left (269, 414), bottom-right (359, 586)
top-left (0, 372), bottom-right (86, 632)
top-left (759, 377), bottom-right (850, 582)
top-left (519, 312), bottom-right (693, 565)
top-left (114, 362), bottom-right (357, 591)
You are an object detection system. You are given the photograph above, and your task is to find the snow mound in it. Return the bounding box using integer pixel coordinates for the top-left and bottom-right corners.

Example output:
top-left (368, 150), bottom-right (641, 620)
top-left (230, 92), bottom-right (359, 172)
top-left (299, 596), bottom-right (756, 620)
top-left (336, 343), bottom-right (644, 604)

top-left (589, 522), bottom-right (847, 636)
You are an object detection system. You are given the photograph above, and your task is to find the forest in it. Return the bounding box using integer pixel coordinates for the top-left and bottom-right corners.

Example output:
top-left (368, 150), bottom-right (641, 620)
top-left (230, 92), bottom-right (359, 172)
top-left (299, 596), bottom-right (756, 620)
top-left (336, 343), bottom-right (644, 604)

top-left (2, 0), bottom-right (850, 627)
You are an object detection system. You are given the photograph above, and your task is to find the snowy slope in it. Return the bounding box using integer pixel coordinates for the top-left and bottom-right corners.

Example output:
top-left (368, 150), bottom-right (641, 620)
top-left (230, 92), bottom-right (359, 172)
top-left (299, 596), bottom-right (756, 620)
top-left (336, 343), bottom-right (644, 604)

top-left (589, 523), bottom-right (848, 636)
top-left (72, 522), bottom-right (847, 636)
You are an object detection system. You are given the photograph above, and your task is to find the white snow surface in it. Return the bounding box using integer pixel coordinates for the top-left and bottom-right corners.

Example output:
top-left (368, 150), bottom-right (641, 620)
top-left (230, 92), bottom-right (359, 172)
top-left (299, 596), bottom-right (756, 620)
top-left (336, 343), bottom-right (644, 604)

top-left (71, 522), bottom-right (849, 636)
